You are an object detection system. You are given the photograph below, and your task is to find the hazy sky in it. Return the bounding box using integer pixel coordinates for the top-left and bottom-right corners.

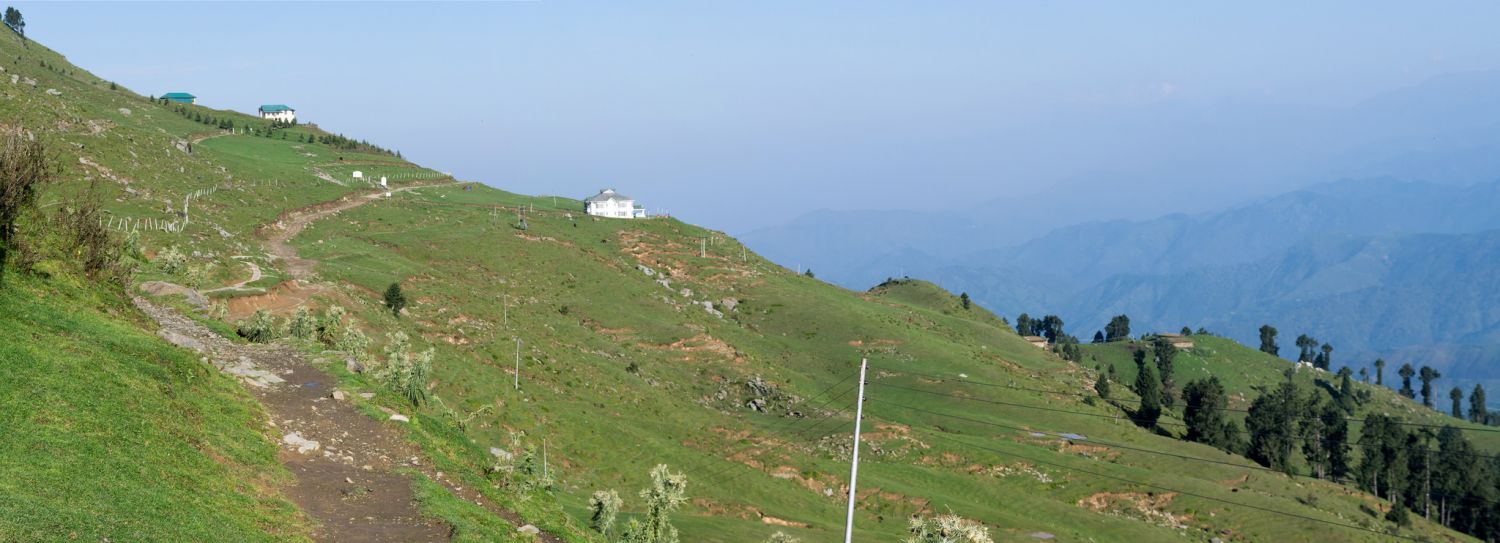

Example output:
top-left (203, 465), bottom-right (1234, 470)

top-left (20, 1), bottom-right (1500, 232)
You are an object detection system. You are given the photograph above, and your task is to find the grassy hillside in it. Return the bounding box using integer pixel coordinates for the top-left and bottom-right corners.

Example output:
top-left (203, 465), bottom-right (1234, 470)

top-left (285, 180), bottom-right (1478, 542)
top-left (0, 274), bottom-right (310, 542)
top-left (0, 24), bottom-right (1487, 543)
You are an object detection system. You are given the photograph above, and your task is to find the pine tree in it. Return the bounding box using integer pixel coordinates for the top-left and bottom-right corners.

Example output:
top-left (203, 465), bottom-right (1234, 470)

top-left (1376, 358), bottom-right (1387, 386)
top-left (1094, 371), bottom-right (1110, 399)
top-left (1398, 363), bottom-right (1417, 399)
top-left (1451, 387), bottom-right (1465, 419)
top-left (1152, 337), bottom-right (1178, 408)
top-left (1469, 384), bottom-right (1488, 423)
top-left (1104, 314), bottom-right (1130, 341)
top-left (1337, 366), bottom-right (1356, 411)
top-left (1015, 313), bottom-right (1035, 336)
top-left (958, 292), bottom-right (970, 310)
top-left (1247, 378), bottom-right (1300, 474)
top-left (384, 282), bottom-right (406, 316)
top-left (1321, 401), bottom-right (1351, 482)
top-left (1091, 330), bottom-right (1104, 344)
top-left (1318, 343), bottom-right (1333, 370)
top-left (1258, 325), bottom-right (1279, 356)
top-left (1183, 376), bottom-right (1236, 451)
top-left (1132, 350), bottom-right (1161, 428)
top-left (1419, 366), bottom-right (1442, 408)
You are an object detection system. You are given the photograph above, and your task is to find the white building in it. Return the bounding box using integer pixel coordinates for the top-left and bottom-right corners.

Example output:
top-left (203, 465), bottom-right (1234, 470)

top-left (258, 104), bottom-right (296, 123)
top-left (584, 188), bottom-right (645, 218)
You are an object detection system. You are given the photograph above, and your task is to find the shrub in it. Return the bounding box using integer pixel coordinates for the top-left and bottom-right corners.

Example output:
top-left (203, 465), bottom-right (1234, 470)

top-left (316, 305), bottom-right (347, 345)
top-left (236, 309), bottom-right (279, 343)
top-left (588, 489), bottom-right (622, 538)
top-left (0, 126), bottom-right (52, 283)
top-left (287, 306), bottom-right (316, 340)
top-left (157, 245), bottom-right (187, 275)
top-left (906, 514), bottom-right (992, 543)
top-left (377, 332), bottom-right (431, 407)
top-left (336, 326), bottom-right (370, 357)
top-left (56, 180), bottom-right (134, 285)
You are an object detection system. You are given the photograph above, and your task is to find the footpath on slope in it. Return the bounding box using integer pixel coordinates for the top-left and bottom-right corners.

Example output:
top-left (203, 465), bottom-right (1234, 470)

top-left (136, 182), bottom-right (563, 543)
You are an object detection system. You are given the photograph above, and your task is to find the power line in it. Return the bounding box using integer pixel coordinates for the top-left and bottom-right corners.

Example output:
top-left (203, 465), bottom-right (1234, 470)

top-left (919, 431), bottom-right (1422, 541)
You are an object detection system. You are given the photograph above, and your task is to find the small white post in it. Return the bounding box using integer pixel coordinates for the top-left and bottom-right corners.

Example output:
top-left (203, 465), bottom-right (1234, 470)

top-left (514, 337), bottom-right (521, 390)
top-left (843, 359), bottom-right (868, 543)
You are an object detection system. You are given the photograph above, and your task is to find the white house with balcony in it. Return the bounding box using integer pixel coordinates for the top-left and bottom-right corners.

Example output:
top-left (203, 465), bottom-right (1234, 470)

top-left (258, 104), bottom-right (296, 123)
top-left (584, 189), bottom-right (646, 219)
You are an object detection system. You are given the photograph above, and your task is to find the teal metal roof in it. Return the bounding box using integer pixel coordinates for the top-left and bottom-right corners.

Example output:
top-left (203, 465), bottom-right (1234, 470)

top-left (259, 104), bottom-right (293, 113)
top-left (161, 92), bottom-right (195, 99)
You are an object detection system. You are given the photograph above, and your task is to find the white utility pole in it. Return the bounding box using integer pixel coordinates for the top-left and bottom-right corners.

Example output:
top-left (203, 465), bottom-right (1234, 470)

top-left (843, 358), bottom-right (868, 543)
top-left (514, 337), bottom-right (521, 390)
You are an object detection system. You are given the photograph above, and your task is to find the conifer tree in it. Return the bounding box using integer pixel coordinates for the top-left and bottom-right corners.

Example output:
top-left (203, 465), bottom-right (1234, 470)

top-left (1469, 384), bottom-right (1488, 423)
top-left (1398, 363), bottom-right (1417, 399)
top-left (1132, 350), bottom-right (1161, 428)
top-left (1376, 358), bottom-right (1387, 386)
top-left (384, 281), bottom-right (406, 316)
top-left (1451, 387), bottom-right (1465, 419)
top-left (1258, 324), bottom-right (1279, 356)
top-left (1094, 371), bottom-right (1110, 399)
top-left (1420, 366), bottom-right (1442, 408)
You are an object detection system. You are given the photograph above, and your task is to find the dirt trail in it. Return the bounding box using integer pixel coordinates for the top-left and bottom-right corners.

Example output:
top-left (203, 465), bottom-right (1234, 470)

top-left (136, 181), bottom-right (563, 542)
top-left (201, 258), bottom-right (263, 294)
top-left (264, 184), bottom-right (436, 281)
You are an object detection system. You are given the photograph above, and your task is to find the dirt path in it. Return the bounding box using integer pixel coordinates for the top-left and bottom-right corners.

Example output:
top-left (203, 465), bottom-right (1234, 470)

top-left (135, 181), bottom-right (564, 542)
top-left (263, 184), bottom-right (440, 281)
top-left (201, 258), bottom-right (263, 294)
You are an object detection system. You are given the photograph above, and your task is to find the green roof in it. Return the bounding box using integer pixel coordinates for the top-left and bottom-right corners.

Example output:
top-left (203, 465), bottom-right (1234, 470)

top-left (161, 92), bottom-right (195, 99)
top-left (258, 104), bottom-right (293, 113)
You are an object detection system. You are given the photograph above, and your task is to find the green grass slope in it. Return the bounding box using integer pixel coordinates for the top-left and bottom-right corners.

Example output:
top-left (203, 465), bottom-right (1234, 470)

top-left (290, 182), bottom-right (1477, 542)
top-left (0, 273), bottom-right (310, 543)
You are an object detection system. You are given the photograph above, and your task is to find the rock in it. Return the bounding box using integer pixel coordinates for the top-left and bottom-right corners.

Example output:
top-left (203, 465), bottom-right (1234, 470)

top-left (517, 525), bottom-right (540, 535)
top-left (345, 356), bottom-right (365, 374)
top-left (699, 301), bottom-right (723, 318)
top-left (118, 108), bottom-right (131, 116)
top-left (490, 447), bottom-right (514, 461)
top-left (720, 298), bottom-right (739, 311)
top-left (283, 432), bottom-right (320, 454)
top-left (389, 414), bottom-right (410, 423)
top-left (45, 88), bottom-right (60, 96)
top-left (358, 392), bottom-right (375, 400)
top-left (330, 390), bottom-right (347, 401)
top-left (679, 288), bottom-right (693, 297)
top-left (157, 329), bottom-right (205, 352)
top-left (746, 398), bottom-right (767, 412)
top-left (636, 264), bottom-right (656, 277)
top-left (138, 281), bottom-right (209, 309)
top-left (1029, 533), bottom-right (1056, 540)
top-left (345, 477), bottom-right (354, 484)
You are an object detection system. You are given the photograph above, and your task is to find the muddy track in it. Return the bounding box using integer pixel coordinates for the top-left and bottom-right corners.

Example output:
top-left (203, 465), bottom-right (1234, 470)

top-left (136, 181), bottom-right (564, 542)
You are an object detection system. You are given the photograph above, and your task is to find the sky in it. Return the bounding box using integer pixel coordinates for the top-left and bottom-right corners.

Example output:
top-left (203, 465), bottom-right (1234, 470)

top-left (18, 1), bottom-right (1500, 233)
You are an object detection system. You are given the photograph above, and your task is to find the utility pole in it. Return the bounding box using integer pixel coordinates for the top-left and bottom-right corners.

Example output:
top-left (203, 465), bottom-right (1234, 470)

top-left (700, 237), bottom-right (706, 258)
top-left (843, 359), bottom-right (868, 543)
top-left (514, 337), bottom-right (521, 390)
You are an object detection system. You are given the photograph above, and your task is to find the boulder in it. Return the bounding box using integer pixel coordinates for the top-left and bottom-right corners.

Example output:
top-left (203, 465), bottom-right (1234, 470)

top-left (517, 525), bottom-right (541, 536)
top-left (283, 432), bottom-right (320, 454)
top-left (389, 414), bottom-right (410, 423)
top-left (330, 390), bottom-right (347, 401)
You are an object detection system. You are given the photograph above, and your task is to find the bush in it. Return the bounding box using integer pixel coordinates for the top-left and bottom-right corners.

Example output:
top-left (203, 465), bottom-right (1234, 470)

top-left (157, 245), bottom-right (186, 275)
top-left (236, 309), bottom-right (279, 343)
top-left (55, 180), bottom-right (135, 285)
top-left (906, 514), bottom-right (992, 543)
top-left (377, 332), bottom-right (431, 407)
top-left (287, 306), bottom-right (316, 340)
top-left (588, 489), bottom-right (622, 538)
top-left (0, 126), bottom-right (53, 283)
